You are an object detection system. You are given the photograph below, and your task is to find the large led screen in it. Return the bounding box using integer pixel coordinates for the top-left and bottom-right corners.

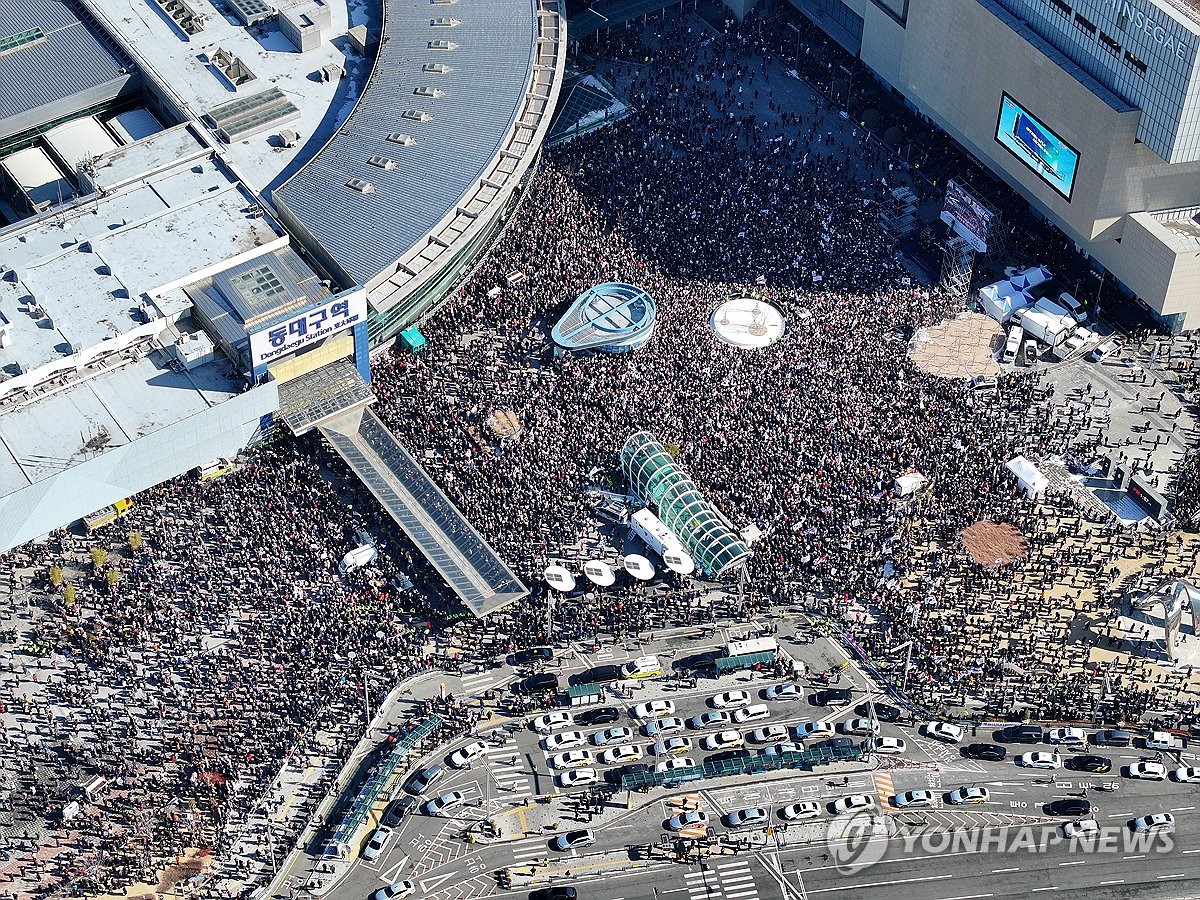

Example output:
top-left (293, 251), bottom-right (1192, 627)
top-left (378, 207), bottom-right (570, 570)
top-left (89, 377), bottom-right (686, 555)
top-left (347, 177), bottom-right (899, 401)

top-left (995, 94), bottom-right (1079, 201)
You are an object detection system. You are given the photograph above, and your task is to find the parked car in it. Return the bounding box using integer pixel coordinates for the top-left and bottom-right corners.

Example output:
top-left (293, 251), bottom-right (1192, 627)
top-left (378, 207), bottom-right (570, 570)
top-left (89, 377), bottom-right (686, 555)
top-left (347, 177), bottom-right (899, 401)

top-left (599, 744), bottom-right (643, 765)
top-left (530, 888), bottom-right (577, 900)
top-left (868, 736), bottom-right (907, 755)
top-left (552, 829), bottom-right (595, 852)
top-left (710, 690), bottom-right (753, 709)
top-left (592, 726), bottom-right (636, 746)
top-left (542, 731), bottom-right (587, 752)
top-left (748, 725), bottom-right (790, 744)
top-left (404, 763), bottom-right (445, 795)
top-left (644, 716), bottom-right (685, 737)
top-left (687, 711), bottom-right (731, 730)
top-left (1047, 798), bottom-right (1092, 817)
top-left (1047, 727), bottom-right (1086, 744)
top-left (371, 881), bottom-right (415, 900)
top-left (701, 730), bottom-right (745, 751)
top-left (1062, 819), bottom-right (1100, 839)
top-left (1172, 766), bottom-right (1200, 783)
top-left (422, 791), bottom-right (465, 816)
top-left (1093, 729), bottom-right (1132, 747)
top-left (362, 826), bottom-right (395, 861)
top-left (653, 736), bottom-right (693, 757)
top-left (761, 742), bottom-right (802, 756)
top-left (556, 768), bottom-right (600, 789)
top-left (1000, 725), bottom-right (1044, 744)
top-left (531, 712), bottom-right (574, 734)
top-left (831, 794), bottom-right (874, 814)
top-left (447, 740), bottom-right (487, 768)
top-left (733, 704), bottom-right (771, 725)
top-left (655, 757), bottom-right (697, 775)
top-left (514, 673), bottom-right (559, 695)
top-left (605, 763), bottom-right (650, 785)
top-left (1131, 812), bottom-right (1175, 834)
top-left (570, 666), bottom-right (622, 687)
top-left (512, 647), bottom-right (554, 665)
top-left (963, 743), bottom-right (1006, 762)
top-left (840, 718), bottom-right (880, 736)
top-left (778, 801), bottom-right (822, 821)
top-left (764, 683), bottom-right (802, 702)
top-left (794, 721), bottom-right (835, 740)
top-left (1128, 761), bottom-right (1167, 781)
top-left (574, 706), bottom-right (621, 727)
top-left (666, 810), bottom-right (709, 830)
top-left (632, 699), bottom-right (675, 720)
top-left (812, 689), bottom-right (853, 706)
top-left (382, 796), bottom-right (415, 826)
top-left (856, 702), bottom-right (902, 722)
top-left (1068, 754), bottom-right (1112, 773)
top-left (1016, 752), bottom-right (1062, 770)
top-left (549, 750), bottom-right (594, 769)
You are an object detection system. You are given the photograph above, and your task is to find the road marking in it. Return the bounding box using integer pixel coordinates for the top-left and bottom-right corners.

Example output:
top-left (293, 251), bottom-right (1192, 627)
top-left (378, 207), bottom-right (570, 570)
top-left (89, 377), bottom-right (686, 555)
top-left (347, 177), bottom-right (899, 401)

top-left (418, 872), bottom-right (456, 893)
top-left (1030, 888), bottom-right (1059, 893)
top-left (991, 867), bottom-right (1020, 873)
top-left (1123, 855), bottom-right (1145, 860)
top-left (1099, 880), bottom-right (1125, 886)
top-left (806, 874), bottom-right (953, 893)
top-left (941, 895), bottom-right (993, 900)
top-left (1181, 849), bottom-right (1200, 854)
top-left (1169, 806), bottom-right (1195, 811)
top-left (1057, 861), bottom-right (1085, 867)
top-left (1157, 874), bottom-right (1187, 879)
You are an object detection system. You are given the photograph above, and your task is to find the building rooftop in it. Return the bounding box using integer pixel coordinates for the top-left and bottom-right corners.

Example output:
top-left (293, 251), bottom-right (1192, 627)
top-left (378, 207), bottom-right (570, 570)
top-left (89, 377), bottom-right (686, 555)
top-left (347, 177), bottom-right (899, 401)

top-left (0, 127), bottom-right (287, 380)
top-left (0, 0), bottom-right (135, 139)
top-left (84, 0), bottom-right (366, 192)
top-left (273, 0), bottom-right (554, 286)
top-left (0, 343), bottom-right (243, 489)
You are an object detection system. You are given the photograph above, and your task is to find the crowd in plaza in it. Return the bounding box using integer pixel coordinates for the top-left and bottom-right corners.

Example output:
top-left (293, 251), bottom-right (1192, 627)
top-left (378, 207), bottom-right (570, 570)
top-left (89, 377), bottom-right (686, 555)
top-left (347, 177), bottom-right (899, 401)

top-left (0, 10), bottom-right (1197, 900)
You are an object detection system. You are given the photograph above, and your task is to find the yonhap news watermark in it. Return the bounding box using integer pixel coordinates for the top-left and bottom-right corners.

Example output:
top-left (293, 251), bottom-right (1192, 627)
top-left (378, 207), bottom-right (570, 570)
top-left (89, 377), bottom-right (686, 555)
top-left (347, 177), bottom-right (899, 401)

top-left (826, 814), bottom-right (1175, 875)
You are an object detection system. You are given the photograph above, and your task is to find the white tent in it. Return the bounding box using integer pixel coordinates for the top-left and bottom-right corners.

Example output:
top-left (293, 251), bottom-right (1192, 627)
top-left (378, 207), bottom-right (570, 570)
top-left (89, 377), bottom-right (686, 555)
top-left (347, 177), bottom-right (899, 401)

top-left (979, 281), bottom-right (1032, 322)
top-left (1005, 456), bottom-right (1048, 498)
top-left (894, 471), bottom-right (929, 497)
top-left (1009, 266), bottom-right (1052, 290)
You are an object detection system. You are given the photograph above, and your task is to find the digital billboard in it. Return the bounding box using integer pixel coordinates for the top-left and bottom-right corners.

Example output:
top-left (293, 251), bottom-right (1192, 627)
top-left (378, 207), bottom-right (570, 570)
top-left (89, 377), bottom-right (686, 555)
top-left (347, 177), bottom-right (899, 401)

top-left (995, 94), bottom-right (1079, 201)
top-left (939, 180), bottom-right (993, 253)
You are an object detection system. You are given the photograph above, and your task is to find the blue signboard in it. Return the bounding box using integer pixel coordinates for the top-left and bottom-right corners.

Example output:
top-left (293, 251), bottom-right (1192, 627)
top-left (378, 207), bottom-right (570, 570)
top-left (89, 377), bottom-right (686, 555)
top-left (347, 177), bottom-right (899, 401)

top-left (995, 94), bottom-right (1079, 201)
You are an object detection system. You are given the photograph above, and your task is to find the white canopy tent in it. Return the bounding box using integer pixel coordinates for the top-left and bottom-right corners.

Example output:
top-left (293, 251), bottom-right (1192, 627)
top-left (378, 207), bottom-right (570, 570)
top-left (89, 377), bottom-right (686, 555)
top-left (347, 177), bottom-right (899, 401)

top-left (894, 471), bottom-right (929, 497)
top-left (979, 281), bottom-right (1032, 322)
top-left (1005, 456), bottom-right (1048, 498)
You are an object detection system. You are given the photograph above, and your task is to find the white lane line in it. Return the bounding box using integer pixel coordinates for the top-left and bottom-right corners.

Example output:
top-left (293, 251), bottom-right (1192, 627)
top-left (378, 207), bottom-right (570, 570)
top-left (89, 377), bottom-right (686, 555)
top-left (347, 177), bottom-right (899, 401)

top-left (1169, 806), bottom-right (1196, 811)
top-left (1030, 888), bottom-right (1059, 893)
top-left (991, 867), bottom-right (1020, 873)
top-left (806, 874), bottom-right (953, 893)
top-left (1157, 874), bottom-right (1188, 879)
top-left (1123, 854), bottom-right (1145, 860)
top-left (1181, 849), bottom-right (1200, 854)
top-left (941, 894), bottom-right (993, 900)
top-left (1099, 880), bottom-right (1124, 886)
top-left (723, 890), bottom-right (759, 899)
top-left (1057, 860), bottom-right (1086, 866)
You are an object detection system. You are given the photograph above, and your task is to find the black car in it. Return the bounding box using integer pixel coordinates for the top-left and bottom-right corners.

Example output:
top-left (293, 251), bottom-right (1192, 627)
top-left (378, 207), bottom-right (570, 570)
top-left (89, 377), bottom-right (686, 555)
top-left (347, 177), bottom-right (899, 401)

top-left (530, 888), bottom-right (577, 900)
top-left (813, 737), bottom-right (856, 753)
top-left (855, 701), bottom-right (902, 722)
top-left (963, 743), bottom-right (1007, 761)
top-left (404, 763), bottom-right (445, 795)
top-left (382, 796), bottom-right (416, 826)
top-left (512, 647), bottom-right (554, 665)
top-left (605, 763), bottom-right (651, 785)
top-left (1068, 754), bottom-right (1113, 773)
top-left (811, 688), bottom-right (853, 706)
top-left (1047, 798), bottom-right (1092, 817)
top-left (1092, 729), bottom-right (1132, 748)
top-left (998, 725), bottom-right (1043, 744)
top-left (707, 749), bottom-right (752, 764)
top-left (574, 706), bottom-right (620, 727)
top-left (513, 673), bottom-right (559, 695)
top-left (569, 665), bottom-right (621, 686)
top-left (675, 651), bottom-right (720, 673)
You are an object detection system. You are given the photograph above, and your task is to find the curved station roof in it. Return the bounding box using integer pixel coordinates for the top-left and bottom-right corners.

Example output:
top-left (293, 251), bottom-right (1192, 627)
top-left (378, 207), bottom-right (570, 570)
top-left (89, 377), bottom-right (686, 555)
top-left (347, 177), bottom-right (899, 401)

top-left (620, 431), bottom-right (751, 577)
top-left (552, 282), bottom-right (657, 352)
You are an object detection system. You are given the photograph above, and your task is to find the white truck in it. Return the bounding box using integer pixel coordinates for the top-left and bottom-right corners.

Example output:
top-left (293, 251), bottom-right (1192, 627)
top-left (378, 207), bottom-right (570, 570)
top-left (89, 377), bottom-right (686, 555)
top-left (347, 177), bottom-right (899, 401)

top-left (631, 508), bottom-right (685, 559)
top-left (1012, 306), bottom-right (1072, 349)
top-left (339, 532), bottom-right (377, 574)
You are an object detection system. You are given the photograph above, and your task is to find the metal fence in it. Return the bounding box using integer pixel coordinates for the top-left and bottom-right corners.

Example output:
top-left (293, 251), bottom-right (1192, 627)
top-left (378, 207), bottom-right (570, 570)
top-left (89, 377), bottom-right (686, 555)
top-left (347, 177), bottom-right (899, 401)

top-left (620, 744), bottom-right (861, 790)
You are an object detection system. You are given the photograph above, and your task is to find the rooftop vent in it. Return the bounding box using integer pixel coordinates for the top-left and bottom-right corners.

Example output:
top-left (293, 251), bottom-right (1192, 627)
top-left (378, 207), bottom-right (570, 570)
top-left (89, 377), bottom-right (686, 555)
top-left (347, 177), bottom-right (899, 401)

top-left (414, 86), bottom-right (446, 99)
top-left (346, 178), bottom-right (376, 194)
top-left (423, 62), bottom-right (452, 74)
top-left (387, 133), bottom-right (416, 146)
top-left (430, 16), bottom-right (461, 25)
top-left (368, 156), bottom-right (397, 170)
top-left (403, 109), bottom-right (432, 122)
top-left (428, 39), bottom-right (458, 50)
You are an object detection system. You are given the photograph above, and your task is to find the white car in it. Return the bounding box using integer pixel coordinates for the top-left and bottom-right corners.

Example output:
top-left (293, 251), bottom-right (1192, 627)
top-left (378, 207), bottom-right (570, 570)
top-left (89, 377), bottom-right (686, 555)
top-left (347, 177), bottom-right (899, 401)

top-left (948, 786), bottom-right (990, 805)
top-left (372, 881), bottom-right (415, 900)
top-left (556, 767), bottom-right (600, 789)
top-left (532, 711), bottom-right (574, 734)
top-left (1062, 819), bottom-right (1100, 839)
top-left (701, 729), bottom-right (745, 751)
top-left (733, 704), bottom-right (771, 725)
top-left (549, 749), bottom-right (594, 769)
top-left (794, 721), bottom-right (835, 740)
top-left (725, 807), bottom-right (770, 828)
top-left (447, 740), bottom-right (488, 768)
top-left (1145, 731), bottom-right (1174, 751)
top-left (552, 829), bottom-right (596, 851)
top-left (748, 725), bottom-right (790, 744)
top-left (778, 801), bottom-right (822, 821)
top-left (1132, 812), bottom-right (1175, 834)
top-left (924, 722), bottom-right (964, 744)
top-left (645, 716), bottom-right (686, 736)
top-left (832, 794), bottom-right (875, 815)
top-left (840, 718), bottom-right (880, 736)
top-left (765, 683), bottom-right (802, 702)
top-left (1046, 727), bottom-right (1086, 744)
top-left (687, 711), bottom-right (731, 730)
top-left (592, 726), bottom-right (636, 746)
top-left (1173, 766), bottom-right (1200, 783)
top-left (762, 742), bottom-right (802, 756)
top-left (893, 790), bottom-right (935, 808)
top-left (653, 736), bottom-right (693, 757)
top-left (710, 690), bottom-right (753, 709)
top-left (422, 791), bottom-right (465, 815)
top-left (600, 744), bottom-right (643, 765)
top-left (361, 825), bottom-right (395, 861)
top-left (655, 757), bottom-right (697, 774)
top-left (542, 730), bottom-right (587, 752)
top-left (1016, 752), bottom-right (1062, 770)
top-left (1128, 761), bottom-right (1167, 781)
top-left (868, 736), bottom-right (907, 755)
top-left (666, 810), bottom-right (708, 830)
top-left (632, 699), bottom-right (675, 719)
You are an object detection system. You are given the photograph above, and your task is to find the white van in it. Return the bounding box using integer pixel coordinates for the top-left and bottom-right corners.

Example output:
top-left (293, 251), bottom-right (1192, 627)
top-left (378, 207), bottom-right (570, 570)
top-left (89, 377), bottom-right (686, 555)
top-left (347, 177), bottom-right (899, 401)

top-left (620, 655), bottom-right (662, 679)
top-left (1057, 292), bottom-right (1088, 323)
top-left (732, 703), bottom-right (771, 725)
top-left (1002, 326), bottom-right (1023, 365)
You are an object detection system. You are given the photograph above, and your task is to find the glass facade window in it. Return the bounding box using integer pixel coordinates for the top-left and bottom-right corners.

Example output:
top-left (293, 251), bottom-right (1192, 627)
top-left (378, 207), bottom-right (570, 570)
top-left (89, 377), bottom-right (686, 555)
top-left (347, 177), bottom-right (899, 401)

top-left (619, 431), bottom-right (751, 577)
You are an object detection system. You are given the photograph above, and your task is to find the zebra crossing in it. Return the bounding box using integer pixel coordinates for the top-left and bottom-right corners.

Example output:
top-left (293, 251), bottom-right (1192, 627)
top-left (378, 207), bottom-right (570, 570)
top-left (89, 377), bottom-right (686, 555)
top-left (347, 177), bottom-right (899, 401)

top-left (507, 836), bottom-right (549, 869)
top-left (683, 860), bottom-right (761, 900)
top-left (458, 671), bottom-right (498, 695)
top-left (485, 736), bottom-right (534, 798)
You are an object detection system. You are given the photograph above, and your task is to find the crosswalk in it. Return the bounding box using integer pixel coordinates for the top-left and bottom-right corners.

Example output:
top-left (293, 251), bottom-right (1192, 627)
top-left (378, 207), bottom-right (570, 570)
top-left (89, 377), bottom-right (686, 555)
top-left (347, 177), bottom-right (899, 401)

top-left (508, 836), bottom-right (549, 870)
top-left (485, 736), bottom-right (534, 798)
top-left (873, 771), bottom-right (896, 808)
top-left (683, 861), bottom-right (760, 900)
top-left (458, 671), bottom-right (497, 695)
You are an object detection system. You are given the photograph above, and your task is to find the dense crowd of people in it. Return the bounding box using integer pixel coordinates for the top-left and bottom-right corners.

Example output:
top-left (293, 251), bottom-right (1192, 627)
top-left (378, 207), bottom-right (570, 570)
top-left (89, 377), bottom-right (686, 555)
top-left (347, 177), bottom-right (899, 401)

top-left (0, 9), bottom-right (1196, 900)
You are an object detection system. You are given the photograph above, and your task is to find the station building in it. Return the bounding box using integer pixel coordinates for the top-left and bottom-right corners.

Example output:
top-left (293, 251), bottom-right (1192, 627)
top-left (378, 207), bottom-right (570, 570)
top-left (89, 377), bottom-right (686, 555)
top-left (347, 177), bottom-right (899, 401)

top-left (791, 0), bottom-right (1200, 331)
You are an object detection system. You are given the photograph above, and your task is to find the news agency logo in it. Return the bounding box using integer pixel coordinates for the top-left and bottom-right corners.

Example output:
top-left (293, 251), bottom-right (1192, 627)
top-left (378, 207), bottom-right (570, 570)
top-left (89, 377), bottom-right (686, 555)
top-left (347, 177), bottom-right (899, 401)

top-left (825, 817), bottom-right (1175, 875)
top-left (827, 812), bottom-right (888, 874)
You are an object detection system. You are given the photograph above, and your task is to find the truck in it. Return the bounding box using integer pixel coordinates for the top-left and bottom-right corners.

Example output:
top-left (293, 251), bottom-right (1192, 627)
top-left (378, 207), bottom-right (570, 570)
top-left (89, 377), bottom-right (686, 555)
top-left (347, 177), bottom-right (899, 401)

top-left (339, 531), bottom-right (378, 574)
top-left (724, 637), bottom-right (778, 658)
top-left (1001, 325), bottom-right (1023, 364)
top-left (630, 508), bottom-right (685, 560)
top-left (83, 498), bottom-right (133, 532)
top-left (1012, 306), bottom-right (1072, 349)
top-left (196, 457), bottom-right (235, 481)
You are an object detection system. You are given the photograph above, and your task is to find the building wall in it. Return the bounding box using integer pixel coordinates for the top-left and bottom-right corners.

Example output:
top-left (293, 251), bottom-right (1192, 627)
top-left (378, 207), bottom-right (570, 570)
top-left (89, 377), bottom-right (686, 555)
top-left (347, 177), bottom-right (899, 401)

top-left (0, 384), bottom-right (279, 553)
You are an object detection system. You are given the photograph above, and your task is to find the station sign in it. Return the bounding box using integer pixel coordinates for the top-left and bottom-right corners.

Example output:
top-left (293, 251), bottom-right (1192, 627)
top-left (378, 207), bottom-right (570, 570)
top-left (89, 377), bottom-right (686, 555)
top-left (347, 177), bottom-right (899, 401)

top-left (249, 289), bottom-right (367, 369)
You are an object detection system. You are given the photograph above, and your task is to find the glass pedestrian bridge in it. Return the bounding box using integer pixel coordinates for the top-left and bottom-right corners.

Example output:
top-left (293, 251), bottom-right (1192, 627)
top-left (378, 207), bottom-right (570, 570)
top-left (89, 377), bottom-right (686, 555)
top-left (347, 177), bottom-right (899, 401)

top-left (620, 431), bottom-right (750, 577)
top-left (321, 408), bottom-right (528, 616)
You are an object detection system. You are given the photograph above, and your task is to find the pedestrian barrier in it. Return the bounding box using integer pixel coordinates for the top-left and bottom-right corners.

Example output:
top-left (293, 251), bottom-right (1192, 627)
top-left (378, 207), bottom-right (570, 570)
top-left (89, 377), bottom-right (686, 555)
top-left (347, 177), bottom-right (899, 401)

top-left (619, 745), bottom-right (861, 790)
